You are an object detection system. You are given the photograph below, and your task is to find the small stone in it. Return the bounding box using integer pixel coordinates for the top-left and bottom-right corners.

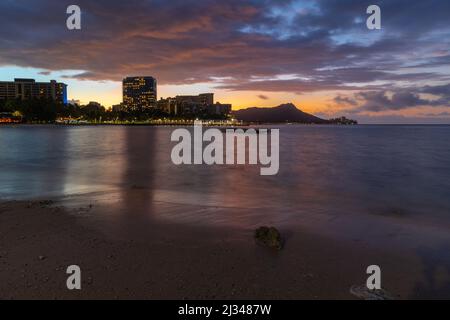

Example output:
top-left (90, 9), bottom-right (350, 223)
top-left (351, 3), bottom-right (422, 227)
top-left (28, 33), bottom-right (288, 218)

top-left (39, 200), bottom-right (54, 208)
top-left (254, 226), bottom-right (283, 250)
top-left (38, 255), bottom-right (46, 261)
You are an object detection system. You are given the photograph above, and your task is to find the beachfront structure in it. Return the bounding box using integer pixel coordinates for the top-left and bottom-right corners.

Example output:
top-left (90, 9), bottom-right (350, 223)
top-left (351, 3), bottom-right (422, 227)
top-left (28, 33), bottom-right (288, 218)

top-left (206, 102), bottom-right (232, 116)
top-left (123, 76), bottom-right (157, 112)
top-left (158, 93), bottom-right (232, 116)
top-left (0, 112), bottom-right (22, 123)
top-left (0, 78), bottom-right (67, 104)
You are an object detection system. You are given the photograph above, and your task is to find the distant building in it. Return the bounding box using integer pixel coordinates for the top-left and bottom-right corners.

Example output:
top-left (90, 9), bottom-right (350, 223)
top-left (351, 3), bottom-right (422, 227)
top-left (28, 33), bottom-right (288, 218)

top-left (123, 77), bottom-right (157, 112)
top-left (176, 93), bottom-right (214, 107)
top-left (112, 103), bottom-right (127, 113)
top-left (158, 93), bottom-right (231, 116)
top-left (157, 97), bottom-right (177, 114)
top-left (329, 116), bottom-right (358, 125)
top-left (174, 94), bottom-right (214, 115)
top-left (68, 99), bottom-right (81, 106)
top-left (207, 102), bottom-right (232, 116)
top-left (0, 78), bottom-right (67, 104)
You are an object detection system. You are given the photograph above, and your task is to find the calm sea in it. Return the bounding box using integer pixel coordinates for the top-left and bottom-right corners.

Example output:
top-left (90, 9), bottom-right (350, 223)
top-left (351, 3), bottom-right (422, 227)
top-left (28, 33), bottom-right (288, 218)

top-left (1, 125), bottom-right (450, 244)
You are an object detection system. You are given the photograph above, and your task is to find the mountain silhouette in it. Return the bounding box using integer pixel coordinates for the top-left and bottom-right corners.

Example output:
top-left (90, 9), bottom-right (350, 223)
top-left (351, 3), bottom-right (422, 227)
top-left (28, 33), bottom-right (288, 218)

top-left (233, 103), bottom-right (328, 124)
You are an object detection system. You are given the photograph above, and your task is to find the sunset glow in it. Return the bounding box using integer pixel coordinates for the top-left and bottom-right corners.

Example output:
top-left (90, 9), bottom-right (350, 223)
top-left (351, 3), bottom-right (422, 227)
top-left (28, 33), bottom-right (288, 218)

top-left (1, 0), bottom-right (449, 123)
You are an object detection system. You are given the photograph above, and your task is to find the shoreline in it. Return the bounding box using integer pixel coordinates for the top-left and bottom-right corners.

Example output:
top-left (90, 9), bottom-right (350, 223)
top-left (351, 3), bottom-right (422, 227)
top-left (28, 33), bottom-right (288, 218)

top-left (0, 121), bottom-right (358, 127)
top-left (3, 123), bottom-right (450, 127)
top-left (1, 198), bottom-right (445, 300)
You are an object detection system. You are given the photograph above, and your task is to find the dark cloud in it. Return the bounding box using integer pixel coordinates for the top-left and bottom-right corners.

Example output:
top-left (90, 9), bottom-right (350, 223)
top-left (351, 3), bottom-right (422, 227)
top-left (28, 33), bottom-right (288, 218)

top-left (421, 111), bottom-right (450, 117)
top-left (62, 71), bottom-right (98, 80)
top-left (357, 91), bottom-right (435, 112)
top-left (0, 0), bottom-right (449, 101)
top-left (334, 85), bottom-right (450, 113)
top-left (422, 84), bottom-right (450, 99)
top-left (334, 95), bottom-right (358, 106)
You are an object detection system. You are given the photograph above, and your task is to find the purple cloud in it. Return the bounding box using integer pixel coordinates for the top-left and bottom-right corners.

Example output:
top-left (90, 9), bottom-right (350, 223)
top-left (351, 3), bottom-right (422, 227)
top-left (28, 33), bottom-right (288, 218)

top-left (0, 0), bottom-right (449, 109)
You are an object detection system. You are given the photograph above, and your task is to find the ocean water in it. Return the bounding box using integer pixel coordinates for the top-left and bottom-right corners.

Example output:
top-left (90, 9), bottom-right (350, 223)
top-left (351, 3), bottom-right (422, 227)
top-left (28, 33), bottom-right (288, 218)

top-left (1, 125), bottom-right (450, 239)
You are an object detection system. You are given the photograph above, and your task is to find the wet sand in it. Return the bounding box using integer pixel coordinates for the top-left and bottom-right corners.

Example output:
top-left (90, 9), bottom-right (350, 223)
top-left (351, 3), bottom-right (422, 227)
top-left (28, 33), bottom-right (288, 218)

top-left (1, 197), bottom-right (446, 300)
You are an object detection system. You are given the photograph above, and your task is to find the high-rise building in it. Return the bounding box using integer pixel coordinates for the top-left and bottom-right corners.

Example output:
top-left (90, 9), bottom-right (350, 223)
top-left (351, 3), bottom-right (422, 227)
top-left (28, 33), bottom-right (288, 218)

top-left (0, 78), bottom-right (67, 104)
top-left (122, 77), bottom-right (157, 112)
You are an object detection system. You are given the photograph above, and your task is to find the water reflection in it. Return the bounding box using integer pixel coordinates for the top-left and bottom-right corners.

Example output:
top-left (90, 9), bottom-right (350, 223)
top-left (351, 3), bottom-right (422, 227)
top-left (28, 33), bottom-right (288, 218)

top-left (0, 126), bottom-right (69, 198)
top-left (1, 125), bottom-right (450, 232)
top-left (117, 127), bottom-right (157, 218)
top-left (62, 126), bottom-right (127, 196)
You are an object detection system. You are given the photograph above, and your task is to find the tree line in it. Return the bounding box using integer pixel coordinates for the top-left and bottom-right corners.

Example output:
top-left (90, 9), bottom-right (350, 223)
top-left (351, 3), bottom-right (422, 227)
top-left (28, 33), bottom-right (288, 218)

top-left (0, 99), bottom-right (228, 123)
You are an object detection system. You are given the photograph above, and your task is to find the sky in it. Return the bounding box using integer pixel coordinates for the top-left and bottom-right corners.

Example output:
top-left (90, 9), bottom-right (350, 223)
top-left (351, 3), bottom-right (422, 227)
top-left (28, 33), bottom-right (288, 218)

top-left (1, 0), bottom-right (450, 123)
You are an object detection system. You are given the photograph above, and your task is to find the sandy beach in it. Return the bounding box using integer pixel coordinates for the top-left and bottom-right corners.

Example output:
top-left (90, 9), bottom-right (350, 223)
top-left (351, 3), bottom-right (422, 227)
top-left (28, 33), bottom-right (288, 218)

top-left (1, 196), bottom-right (444, 300)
